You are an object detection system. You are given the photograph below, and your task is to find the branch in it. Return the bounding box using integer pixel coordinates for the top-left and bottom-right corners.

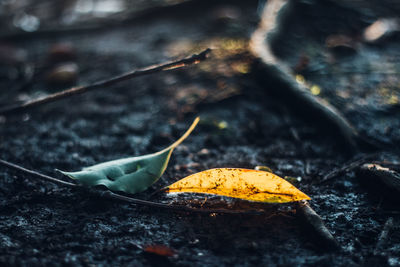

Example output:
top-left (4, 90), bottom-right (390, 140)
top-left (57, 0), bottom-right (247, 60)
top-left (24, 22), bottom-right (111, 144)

top-left (0, 159), bottom-right (76, 188)
top-left (296, 200), bottom-right (341, 251)
top-left (249, 0), bottom-right (360, 152)
top-left (0, 158), bottom-right (264, 215)
top-left (318, 153), bottom-right (378, 184)
top-left (358, 163), bottom-right (400, 193)
top-left (0, 48), bottom-right (211, 116)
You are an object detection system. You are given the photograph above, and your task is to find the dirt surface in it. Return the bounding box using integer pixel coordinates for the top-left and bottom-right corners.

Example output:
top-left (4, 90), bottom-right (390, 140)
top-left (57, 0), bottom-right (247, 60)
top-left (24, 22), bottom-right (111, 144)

top-left (1, 0), bottom-right (400, 266)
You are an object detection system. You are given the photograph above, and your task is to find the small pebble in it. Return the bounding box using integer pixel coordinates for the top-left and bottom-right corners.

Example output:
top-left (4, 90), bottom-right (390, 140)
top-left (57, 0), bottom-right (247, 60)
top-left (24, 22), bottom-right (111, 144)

top-left (363, 18), bottom-right (400, 44)
top-left (46, 62), bottom-right (78, 85)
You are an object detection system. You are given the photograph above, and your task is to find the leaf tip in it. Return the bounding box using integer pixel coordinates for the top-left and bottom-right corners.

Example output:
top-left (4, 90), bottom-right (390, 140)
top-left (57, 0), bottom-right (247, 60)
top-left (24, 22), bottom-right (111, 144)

top-left (163, 117), bottom-right (200, 152)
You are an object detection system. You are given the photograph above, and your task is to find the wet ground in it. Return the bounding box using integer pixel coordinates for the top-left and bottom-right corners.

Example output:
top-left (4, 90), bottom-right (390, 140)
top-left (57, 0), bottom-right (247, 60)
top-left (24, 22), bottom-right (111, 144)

top-left (1, 0), bottom-right (400, 266)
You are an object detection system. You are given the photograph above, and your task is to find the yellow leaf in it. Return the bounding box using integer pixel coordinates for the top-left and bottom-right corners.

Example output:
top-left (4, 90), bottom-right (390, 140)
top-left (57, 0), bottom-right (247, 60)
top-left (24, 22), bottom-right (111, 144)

top-left (166, 168), bottom-right (310, 203)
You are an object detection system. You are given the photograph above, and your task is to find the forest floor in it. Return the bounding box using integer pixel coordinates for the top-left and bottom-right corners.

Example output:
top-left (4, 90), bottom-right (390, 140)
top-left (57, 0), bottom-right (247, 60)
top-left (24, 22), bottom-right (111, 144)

top-left (1, 0), bottom-right (400, 266)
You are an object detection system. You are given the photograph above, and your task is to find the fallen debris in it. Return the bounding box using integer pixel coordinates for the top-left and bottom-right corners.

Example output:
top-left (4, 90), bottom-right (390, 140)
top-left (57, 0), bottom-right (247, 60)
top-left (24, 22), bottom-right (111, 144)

top-left (143, 244), bottom-right (177, 257)
top-left (0, 48), bottom-right (211, 116)
top-left (249, 0), bottom-right (360, 152)
top-left (363, 18), bottom-right (400, 44)
top-left (46, 62), bottom-right (79, 85)
top-left (0, 158), bottom-right (265, 215)
top-left (319, 154), bottom-right (377, 184)
top-left (296, 200), bottom-right (341, 251)
top-left (358, 163), bottom-right (400, 193)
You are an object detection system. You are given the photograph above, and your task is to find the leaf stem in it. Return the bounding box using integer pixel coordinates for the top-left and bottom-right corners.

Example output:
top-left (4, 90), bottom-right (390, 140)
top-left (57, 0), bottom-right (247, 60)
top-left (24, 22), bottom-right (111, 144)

top-left (0, 159), bottom-right (77, 188)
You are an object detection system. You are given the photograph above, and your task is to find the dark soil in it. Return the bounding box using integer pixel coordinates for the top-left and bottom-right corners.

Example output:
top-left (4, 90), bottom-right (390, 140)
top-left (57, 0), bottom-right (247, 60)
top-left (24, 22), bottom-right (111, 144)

top-left (1, 0), bottom-right (400, 266)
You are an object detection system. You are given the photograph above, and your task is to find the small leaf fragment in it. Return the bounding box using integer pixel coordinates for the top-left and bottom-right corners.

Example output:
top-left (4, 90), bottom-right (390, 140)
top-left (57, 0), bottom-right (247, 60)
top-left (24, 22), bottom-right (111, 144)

top-left (166, 168), bottom-right (310, 203)
top-left (59, 117), bottom-right (199, 195)
top-left (143, 244), bottom-right (176, 257)
top-left (254, 165), bottom-right (273, 173)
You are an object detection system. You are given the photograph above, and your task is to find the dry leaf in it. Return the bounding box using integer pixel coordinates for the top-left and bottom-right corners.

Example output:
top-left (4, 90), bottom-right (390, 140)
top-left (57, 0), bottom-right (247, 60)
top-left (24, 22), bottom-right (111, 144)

top-left (143, 244), bottom-right (176, 257)
top-left (166, 168), bottom-right (310, 203)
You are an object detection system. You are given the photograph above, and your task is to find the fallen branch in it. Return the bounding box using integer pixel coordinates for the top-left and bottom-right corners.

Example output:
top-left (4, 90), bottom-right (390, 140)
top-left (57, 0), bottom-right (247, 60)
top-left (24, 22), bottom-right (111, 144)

top-left (358, 163), bottom-right (400, 193)
top-left (296, 200), bottom-right (341, 251)
top-left (249, 0), bottom-right (360, 152)
top-left (0, 48), bottom-right (211, 116)
top-left (374, 217), bottom-right (394, 255)
top-left (318, 153), bottom-right (377, 184)
top-left (0, 158), bottom-right (264, 215)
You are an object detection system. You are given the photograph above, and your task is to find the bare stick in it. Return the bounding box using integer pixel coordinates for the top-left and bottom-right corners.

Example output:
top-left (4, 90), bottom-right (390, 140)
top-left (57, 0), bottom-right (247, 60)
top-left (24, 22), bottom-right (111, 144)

top-left (358, 163), bottom-right (400, 193)
top-left (296, 200), bottom-right (341, 251)
top-left (0, 158), bottom-right (264, 215)
top-left (0, 159), bottom-right (77, 188)
top-left (374, 217), bottom-right (394, 255)
top-left (249, 0), bottom-right (360, 151)
top-left (318, 154), bottom-right (377, 184)
top-left (0, 48), bottom-right (211, 116)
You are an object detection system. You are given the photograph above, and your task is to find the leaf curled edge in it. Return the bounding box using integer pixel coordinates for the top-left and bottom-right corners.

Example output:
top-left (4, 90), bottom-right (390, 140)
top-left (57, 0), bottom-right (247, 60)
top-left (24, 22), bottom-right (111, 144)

top-left (59, 117), bottom-right (200, 195)
top-left (165, 168), bottom-right (310, 203)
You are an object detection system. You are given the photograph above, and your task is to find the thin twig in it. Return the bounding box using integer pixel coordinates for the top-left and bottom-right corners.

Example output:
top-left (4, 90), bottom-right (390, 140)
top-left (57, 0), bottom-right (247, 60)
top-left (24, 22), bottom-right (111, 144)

top-left (296, 200), bottom-right (341, 251)
top-left (0, 48), bottom-right (211, 116)
top-left (249, 0), bottom-right (360, 151)
top-left (318, 154), bottom-right (377, 184)
top-left (374, 217), bottom-right (394, 255)
top-left (0, 159), bottom-right (76, 188)
top-left (0, 158), bottom-right (264, 215)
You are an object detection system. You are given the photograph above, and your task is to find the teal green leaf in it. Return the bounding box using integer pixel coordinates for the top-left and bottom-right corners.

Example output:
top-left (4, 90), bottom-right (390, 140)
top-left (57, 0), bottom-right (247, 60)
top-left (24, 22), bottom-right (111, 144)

top-left (59, 117), bottom-right (199, 194)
